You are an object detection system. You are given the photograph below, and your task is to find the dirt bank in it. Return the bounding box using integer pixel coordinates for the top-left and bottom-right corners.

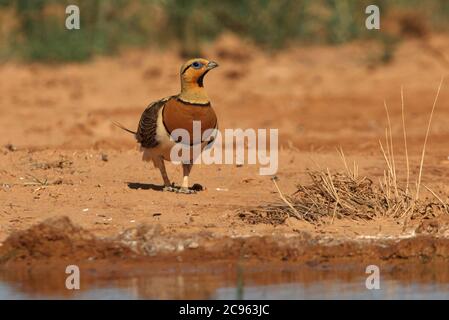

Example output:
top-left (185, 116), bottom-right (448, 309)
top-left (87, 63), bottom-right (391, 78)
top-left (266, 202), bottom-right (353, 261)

top-left (2, 216), bottom-right (449, 266)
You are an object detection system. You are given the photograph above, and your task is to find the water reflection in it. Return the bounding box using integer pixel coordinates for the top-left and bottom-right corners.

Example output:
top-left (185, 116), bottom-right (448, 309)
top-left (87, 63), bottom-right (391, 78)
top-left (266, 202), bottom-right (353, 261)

top-left (215, 281), bottom-right (449, 300)
top-left (1, 261), bottom-right (448, 299)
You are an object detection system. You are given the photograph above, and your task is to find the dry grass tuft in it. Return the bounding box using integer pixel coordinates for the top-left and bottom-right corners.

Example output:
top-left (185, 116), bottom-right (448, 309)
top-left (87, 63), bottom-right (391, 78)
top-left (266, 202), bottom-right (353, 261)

top-left (239, 167), bottom-right (447, 226)
top-left (239, 79), bottom-right (448, 225)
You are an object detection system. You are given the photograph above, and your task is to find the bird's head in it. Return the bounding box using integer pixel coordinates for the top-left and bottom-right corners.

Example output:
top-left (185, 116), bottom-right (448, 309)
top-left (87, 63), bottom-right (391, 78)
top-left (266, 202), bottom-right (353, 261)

top-left (178, 58), bottom-right (218, 105)
top-left (180, 58), bottom-right (218, 87)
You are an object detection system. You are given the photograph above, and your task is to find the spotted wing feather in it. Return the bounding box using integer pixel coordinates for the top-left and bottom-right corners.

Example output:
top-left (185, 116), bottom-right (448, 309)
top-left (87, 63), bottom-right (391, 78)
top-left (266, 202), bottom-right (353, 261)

top-left (136, 97), bottom-right (171, 148)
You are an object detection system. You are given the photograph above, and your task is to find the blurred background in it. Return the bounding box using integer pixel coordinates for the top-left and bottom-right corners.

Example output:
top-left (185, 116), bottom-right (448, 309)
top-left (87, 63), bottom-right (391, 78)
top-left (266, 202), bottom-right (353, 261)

top-left (0, 0), bottom-right (449, 155)
top-left (1, 0), bottom-right (449, 62)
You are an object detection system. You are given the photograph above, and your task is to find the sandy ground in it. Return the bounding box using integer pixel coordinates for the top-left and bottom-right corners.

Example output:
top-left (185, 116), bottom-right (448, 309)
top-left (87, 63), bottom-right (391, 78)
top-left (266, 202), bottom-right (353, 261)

top-left (1, 33), bottom-right (449, 249)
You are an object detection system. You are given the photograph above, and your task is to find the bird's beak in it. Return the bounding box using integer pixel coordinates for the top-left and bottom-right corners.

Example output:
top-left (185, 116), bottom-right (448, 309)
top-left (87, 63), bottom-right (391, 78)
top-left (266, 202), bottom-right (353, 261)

top-left (206, 61), bottom-right (219, 70)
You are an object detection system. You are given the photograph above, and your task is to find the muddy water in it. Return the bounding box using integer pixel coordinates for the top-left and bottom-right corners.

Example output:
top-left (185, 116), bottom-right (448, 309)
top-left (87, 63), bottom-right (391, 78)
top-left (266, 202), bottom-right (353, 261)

top-left (1, 261), bottom-right (448, 299)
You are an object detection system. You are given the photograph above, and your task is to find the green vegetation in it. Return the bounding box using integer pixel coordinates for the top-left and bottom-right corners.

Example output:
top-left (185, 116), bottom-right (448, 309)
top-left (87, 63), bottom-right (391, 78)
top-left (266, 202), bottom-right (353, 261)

top-left (0, 0), bottom-right (448, 62)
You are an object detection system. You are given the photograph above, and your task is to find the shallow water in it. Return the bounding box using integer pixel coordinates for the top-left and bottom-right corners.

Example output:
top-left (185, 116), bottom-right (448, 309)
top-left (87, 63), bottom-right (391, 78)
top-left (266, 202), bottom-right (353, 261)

top-left (215, 281), bottom-right (449, 300)
top-left (1, 279), bottom-right (449, 300)
top-left (1, 262), bottom-right (448, 300)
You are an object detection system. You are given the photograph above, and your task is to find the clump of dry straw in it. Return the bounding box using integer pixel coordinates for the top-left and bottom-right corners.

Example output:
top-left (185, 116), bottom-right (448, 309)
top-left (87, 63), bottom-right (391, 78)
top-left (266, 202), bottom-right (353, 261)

top-left (239, 79), bottom-right (448, 225)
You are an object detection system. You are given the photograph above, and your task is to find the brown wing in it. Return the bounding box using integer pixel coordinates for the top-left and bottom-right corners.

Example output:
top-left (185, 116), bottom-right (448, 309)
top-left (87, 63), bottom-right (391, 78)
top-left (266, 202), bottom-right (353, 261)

top-left (136, 97), bottom-right (171, 148)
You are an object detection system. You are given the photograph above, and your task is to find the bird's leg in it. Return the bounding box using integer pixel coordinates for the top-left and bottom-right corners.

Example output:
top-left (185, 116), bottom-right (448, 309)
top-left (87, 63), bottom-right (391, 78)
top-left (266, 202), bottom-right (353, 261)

top-left (181, 163), bottom-right (192, 188)
top-left (177, 163), bottom-right (195, 194)
top-left (155, 157), bottom-right (176, 192)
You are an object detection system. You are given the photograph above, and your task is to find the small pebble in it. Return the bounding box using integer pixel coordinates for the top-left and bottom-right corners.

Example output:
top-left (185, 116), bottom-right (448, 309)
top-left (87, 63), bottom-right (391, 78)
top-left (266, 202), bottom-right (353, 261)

top-left (4, 144), bottom-right (17, 152)
top-left (187, 241), bottom-right (199, 249)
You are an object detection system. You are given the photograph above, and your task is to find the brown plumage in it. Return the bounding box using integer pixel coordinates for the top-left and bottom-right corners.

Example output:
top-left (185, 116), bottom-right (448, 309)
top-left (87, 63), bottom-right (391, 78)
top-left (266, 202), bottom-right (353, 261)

top-left (115, 58), bottom-right (219, 193)
top-left (162, 97), bottom-right (217, 145)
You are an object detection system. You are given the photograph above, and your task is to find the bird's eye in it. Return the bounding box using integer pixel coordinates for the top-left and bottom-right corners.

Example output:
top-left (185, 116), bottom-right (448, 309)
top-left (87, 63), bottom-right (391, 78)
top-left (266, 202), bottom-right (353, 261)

top-left (192, 61), bottom-right (202, 69)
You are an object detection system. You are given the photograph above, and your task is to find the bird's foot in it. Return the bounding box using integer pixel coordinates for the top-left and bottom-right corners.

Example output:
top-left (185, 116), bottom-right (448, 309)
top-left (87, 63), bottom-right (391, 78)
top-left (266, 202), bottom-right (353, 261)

top-left (163, 185), bottom-right (179, 192)
top-left (163, 184), bottom-right (202, 194)
top-left (176, 187), bottom-right (197, 194)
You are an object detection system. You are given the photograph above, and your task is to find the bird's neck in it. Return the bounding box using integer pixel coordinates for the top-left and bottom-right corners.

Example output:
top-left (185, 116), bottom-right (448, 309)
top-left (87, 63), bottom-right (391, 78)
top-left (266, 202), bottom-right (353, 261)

top-left (179, 81), bottom-right (210, 105)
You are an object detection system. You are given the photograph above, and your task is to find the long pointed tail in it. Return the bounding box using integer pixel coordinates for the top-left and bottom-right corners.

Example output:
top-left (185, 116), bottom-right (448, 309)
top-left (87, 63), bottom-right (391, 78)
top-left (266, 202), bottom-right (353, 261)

top-left (112, 121), bottom-right (136, 135)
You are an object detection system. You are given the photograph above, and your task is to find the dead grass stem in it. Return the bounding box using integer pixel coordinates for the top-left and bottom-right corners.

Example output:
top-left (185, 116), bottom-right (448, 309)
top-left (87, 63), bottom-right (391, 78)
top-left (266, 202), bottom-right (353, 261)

top-left (416, 77), bottom-right (444, 200)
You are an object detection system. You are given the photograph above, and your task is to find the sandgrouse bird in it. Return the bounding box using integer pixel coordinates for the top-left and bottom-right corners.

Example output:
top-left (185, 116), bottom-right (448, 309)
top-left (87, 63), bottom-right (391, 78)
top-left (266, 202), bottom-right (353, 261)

top-left (115, 58), bottom-right (219, 194)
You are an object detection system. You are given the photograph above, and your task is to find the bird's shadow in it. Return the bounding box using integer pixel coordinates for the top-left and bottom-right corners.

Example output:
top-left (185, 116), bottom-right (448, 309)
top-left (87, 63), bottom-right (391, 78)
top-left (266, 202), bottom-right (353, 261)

top-left (126, 182), bottom-right (204, 192)
top-left (127, 182), bottom-right (164, 191)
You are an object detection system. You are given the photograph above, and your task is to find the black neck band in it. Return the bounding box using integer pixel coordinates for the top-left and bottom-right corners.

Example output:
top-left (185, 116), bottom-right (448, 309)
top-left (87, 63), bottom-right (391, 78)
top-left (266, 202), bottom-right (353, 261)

top-left (176, 97), bottom-right (211, 106)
